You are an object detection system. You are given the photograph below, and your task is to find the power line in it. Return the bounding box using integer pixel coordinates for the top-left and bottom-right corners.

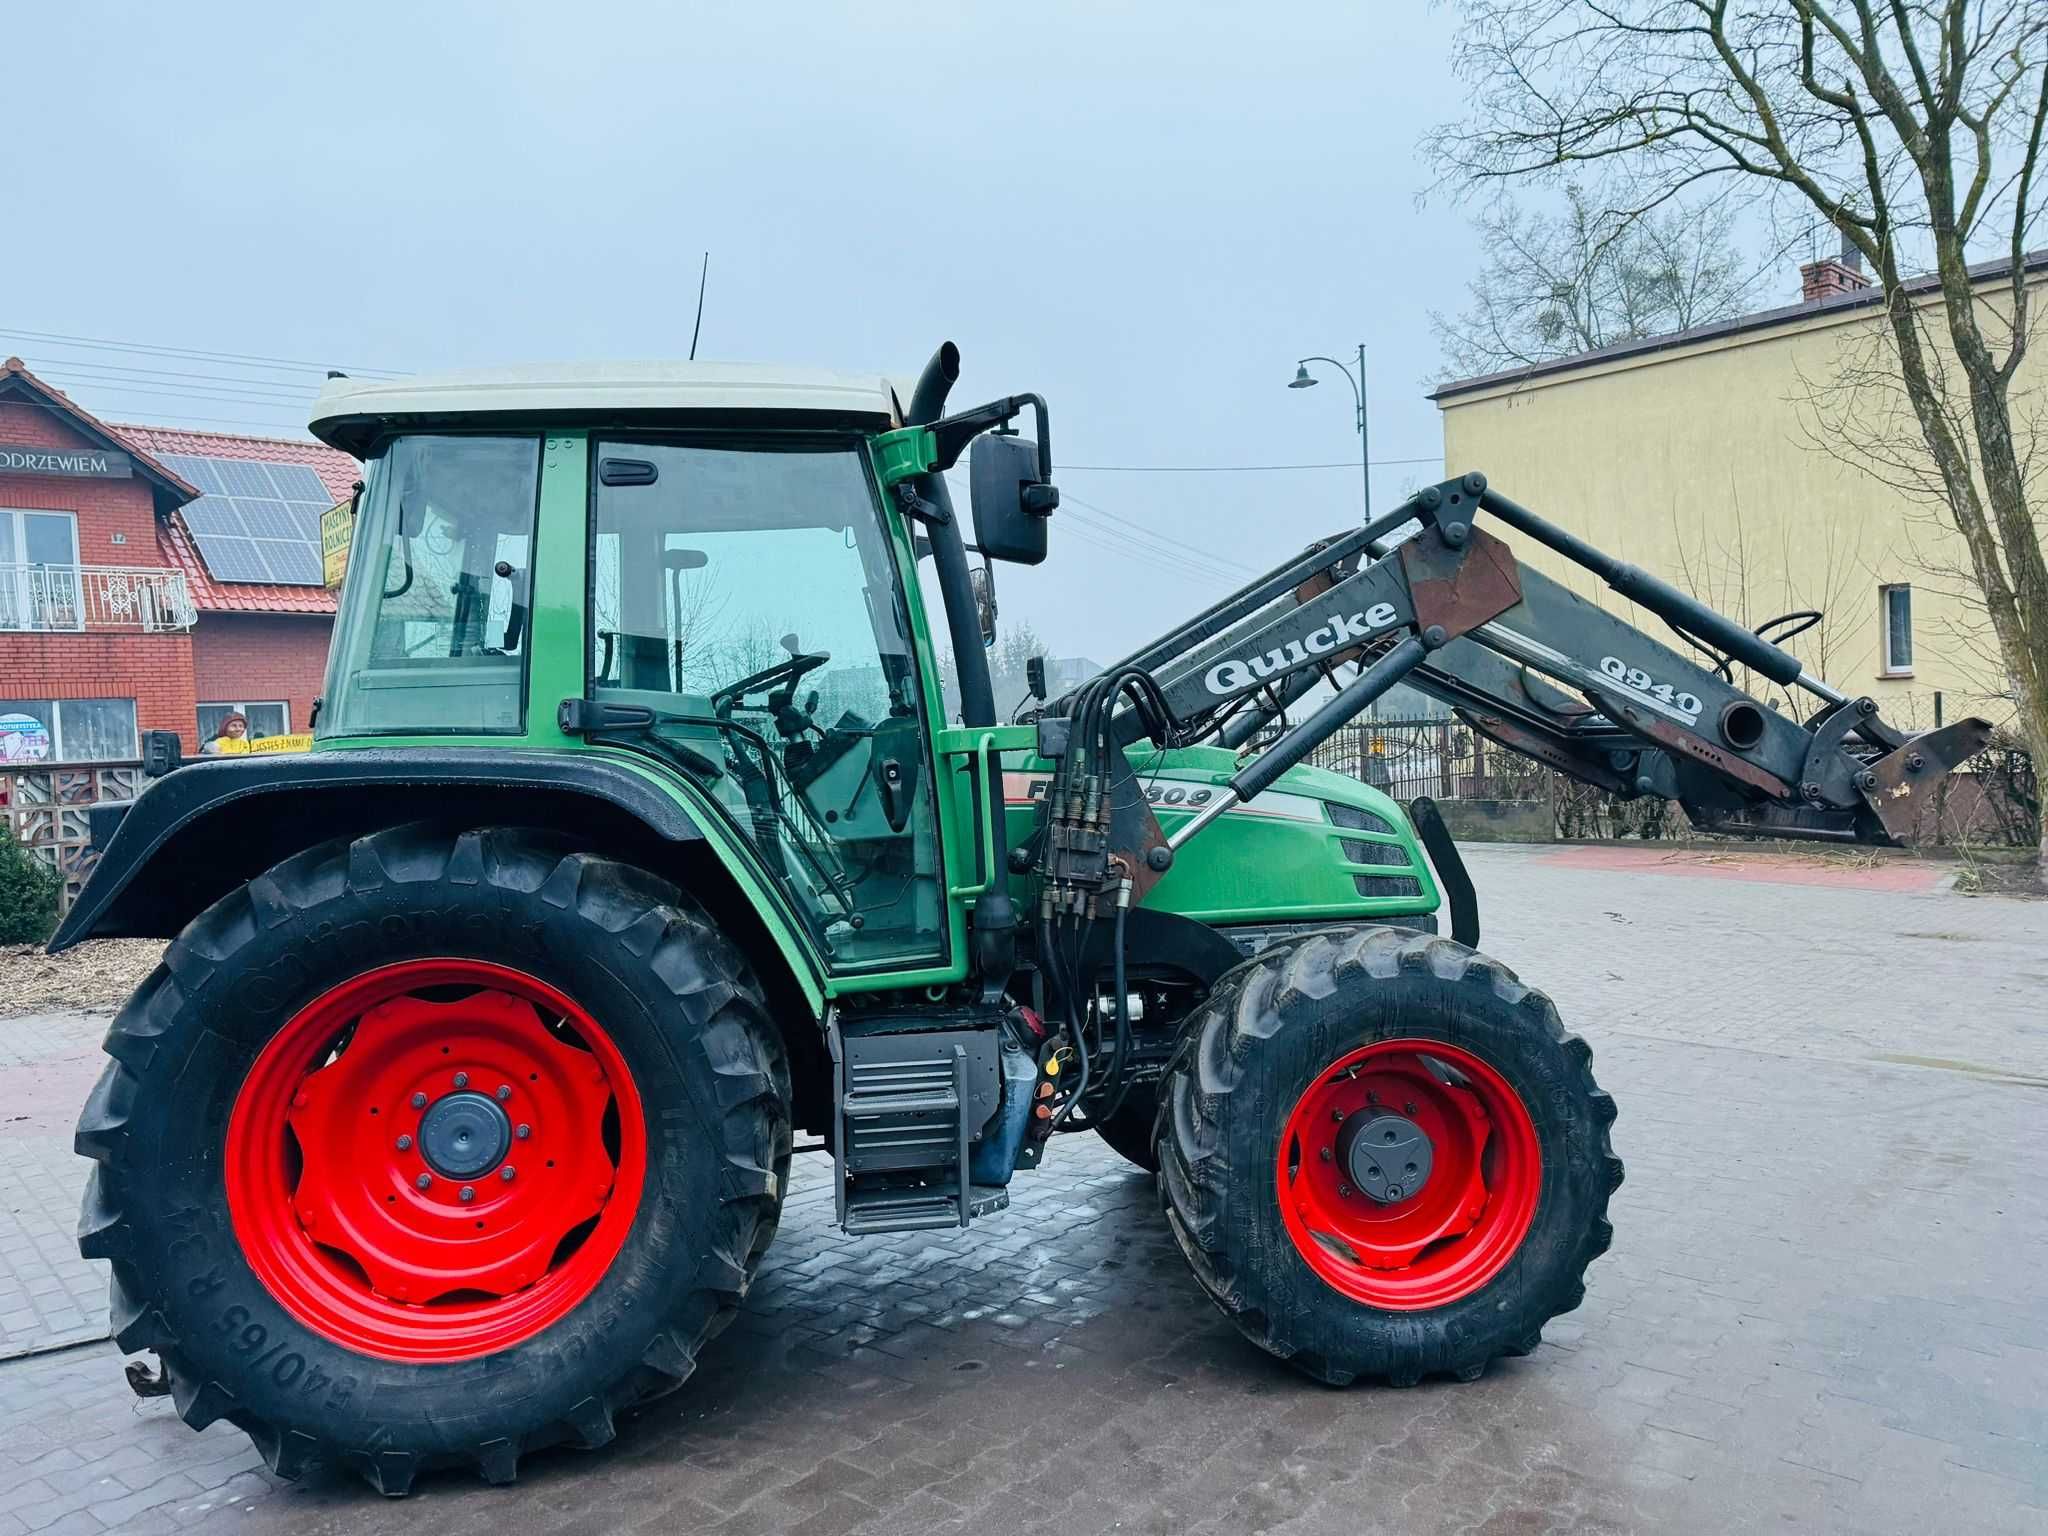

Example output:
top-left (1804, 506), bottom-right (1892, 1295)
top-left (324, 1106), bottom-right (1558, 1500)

top-left (32, 373), bottom-right (324, 412)
top-left (0, 326), bottom-right (407, 379)
top-left (33, 370), bottom-right (318, 409)
top-left (938, 466), bottom-right (1250, 585)
top-left (1060, 492), bottom-right (1257, 579)
top-left (2, 394), bottom-right (316, 435)
top-left (23, 356), bottom-right (322, 398)
top-left (1062, 455), bottom-right (1441, 472)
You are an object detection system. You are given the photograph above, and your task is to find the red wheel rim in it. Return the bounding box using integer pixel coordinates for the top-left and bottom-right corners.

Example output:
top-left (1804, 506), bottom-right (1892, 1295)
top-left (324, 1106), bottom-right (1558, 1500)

top-left (1275, 1038), bottom-right (1540, 1310)
top-left (225, 959), bottom-right (646, 1362)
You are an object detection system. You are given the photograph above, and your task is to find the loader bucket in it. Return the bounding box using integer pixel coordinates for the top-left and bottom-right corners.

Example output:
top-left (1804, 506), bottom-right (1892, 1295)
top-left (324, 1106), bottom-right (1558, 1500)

top-left (1865, 718), bottom-right (1996, 843)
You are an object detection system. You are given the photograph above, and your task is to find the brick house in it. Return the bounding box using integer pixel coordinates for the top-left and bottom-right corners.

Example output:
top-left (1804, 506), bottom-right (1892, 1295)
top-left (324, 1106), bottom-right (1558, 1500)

top-left (0, 359), bottom-right (355, 897)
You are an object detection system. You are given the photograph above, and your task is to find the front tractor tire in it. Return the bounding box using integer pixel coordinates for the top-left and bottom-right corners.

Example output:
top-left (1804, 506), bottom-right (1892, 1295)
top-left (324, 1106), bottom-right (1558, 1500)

top-left (75, 824), bottom-right (790, 1494)
top-left (1157, 927), bottom-right (1620, 1386)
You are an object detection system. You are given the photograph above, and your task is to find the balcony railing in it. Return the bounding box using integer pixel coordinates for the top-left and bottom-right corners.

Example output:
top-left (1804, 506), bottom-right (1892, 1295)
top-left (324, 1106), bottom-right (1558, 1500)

top-left (0, 564), bottom-right (196, 633)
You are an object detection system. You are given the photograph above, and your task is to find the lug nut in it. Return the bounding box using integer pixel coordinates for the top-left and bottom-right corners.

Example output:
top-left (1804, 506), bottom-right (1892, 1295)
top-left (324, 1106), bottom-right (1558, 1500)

top-left (496, 1084), bottom-right (512, 1102)
top-left (501, 1166), bottom-right (517, 1182)
top-left (453, 1072), bottom-right (469, 1089)
top-left (459, 1185), bottom-right (475, 1203)
top-left (1320, 1147), bottom-right (1333, 1163)
top-left (515, 1123), bottom-right (531, 1140)
top-left (415, 1173), bottom-right (432, 1190)
top-left (411, 1092), bottom-right (428, 1109)
top-left (1403, 1102), bottom-right (1417, 1115)
top-left (1330, 1108), bottom-right (1345, 1124)
top-left (1338, 1184), bottom-right (1352, 1198)
top-left (396, 1134), bottom-right (413, 1151)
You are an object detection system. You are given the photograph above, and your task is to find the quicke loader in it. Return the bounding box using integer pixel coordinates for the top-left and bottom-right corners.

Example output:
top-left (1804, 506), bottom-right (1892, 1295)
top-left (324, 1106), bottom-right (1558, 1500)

top-left (55, 344), bottom-right (1989, 1493)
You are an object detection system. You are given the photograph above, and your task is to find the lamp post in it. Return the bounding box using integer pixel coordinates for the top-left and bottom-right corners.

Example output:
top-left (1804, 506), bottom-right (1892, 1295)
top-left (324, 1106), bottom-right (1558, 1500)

top-left (1288, 344), bottom-right (1369, 514)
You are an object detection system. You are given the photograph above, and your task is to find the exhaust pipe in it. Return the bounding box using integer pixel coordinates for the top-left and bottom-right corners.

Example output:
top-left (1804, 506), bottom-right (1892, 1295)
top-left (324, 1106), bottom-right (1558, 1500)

top-left (906, 340), bottom-right (960, 427)
top-left (902, 343), bottom-right (995, 729)
top-left (904, 343), bottom-right (1014, 985)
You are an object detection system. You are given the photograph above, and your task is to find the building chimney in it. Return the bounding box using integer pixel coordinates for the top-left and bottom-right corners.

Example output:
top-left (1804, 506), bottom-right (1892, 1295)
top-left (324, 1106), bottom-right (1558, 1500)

top-left (1801, 235), bottom-right (1871, 302)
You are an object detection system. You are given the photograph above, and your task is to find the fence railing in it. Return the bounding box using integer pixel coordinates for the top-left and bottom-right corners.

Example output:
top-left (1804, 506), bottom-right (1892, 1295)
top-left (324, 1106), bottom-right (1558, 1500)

top-left (0, 564), bottom-right (195, 633)
top-left (1300, 720), bottom-right (1546, 804)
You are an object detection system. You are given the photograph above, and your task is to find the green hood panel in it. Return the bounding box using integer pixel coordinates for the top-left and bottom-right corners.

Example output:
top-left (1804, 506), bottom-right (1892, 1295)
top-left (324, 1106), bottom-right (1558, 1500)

top-left (1001, 744), bottom-right (1439, 926)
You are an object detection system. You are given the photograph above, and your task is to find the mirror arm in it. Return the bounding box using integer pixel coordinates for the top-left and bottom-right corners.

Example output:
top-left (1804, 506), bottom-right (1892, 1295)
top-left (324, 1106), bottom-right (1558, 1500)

top-left (928, 393), bottom-right (1054, 480)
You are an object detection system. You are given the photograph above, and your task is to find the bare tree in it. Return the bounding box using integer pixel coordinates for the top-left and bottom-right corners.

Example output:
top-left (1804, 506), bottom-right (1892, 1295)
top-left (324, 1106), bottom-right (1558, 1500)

top-left (1434, 0), bottom-right (2048, 866)
top-left (1432, 185), bottom-right (1764, 374)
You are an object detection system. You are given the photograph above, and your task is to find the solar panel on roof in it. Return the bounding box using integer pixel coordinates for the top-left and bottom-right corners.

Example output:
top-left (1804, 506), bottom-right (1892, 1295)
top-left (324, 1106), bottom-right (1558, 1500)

top-left (169, 453), bottom-right (337, 586)
top-left (265, 464), bottom-right (331, 501)
top-left (161, 453), bottom-right (225, 492)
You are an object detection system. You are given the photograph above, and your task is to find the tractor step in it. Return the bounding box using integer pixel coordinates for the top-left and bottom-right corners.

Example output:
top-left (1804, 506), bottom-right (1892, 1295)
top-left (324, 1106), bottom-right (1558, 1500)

top-left (842, 1184), bottom-right (1010, 1235)
top-left (829, 1011), bottom-right (1006, 1235)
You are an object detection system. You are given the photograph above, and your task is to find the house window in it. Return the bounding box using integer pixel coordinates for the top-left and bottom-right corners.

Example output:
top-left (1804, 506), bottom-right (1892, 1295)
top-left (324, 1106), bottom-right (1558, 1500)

top-left (0, 509), bottom-right (83, 631)
top-left (1880, 584), bottom-right (1913, 675)
top-left (0, 698), bottom-right (139, 765)
top-left (199, 702), bottom-right (290, 741)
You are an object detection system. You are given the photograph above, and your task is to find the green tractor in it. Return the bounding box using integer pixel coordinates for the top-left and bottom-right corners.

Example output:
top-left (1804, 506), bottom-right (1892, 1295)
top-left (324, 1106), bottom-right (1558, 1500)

top-left (60, 344), bottom-right (1984, 1493)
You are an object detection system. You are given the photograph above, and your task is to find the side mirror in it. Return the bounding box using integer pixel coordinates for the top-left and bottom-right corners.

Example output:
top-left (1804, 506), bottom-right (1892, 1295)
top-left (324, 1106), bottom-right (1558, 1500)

top-left (969, 561), bottom-right (998, 648)
top-left (142, 730), bottom-right (183, 778)
top-left (969, 432), bottom-right (1057, 566)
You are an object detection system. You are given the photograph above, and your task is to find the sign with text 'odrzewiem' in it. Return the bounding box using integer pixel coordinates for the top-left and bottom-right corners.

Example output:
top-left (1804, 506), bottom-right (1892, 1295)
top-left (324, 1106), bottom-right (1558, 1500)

top-left (0, 446), bottom-right (133, 479)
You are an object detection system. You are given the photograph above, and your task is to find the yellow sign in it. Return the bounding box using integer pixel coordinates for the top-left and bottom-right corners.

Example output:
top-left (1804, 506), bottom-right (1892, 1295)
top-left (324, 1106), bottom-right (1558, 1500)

top-left (216, 733), bottom-right (315, 755)
top-left (321, 498), bottom-right (354, 588)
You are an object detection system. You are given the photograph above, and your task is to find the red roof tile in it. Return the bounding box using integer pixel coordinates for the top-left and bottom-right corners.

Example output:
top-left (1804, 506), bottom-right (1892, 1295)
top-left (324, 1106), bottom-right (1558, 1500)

top-left (115, 423), bottom-right (360, 617)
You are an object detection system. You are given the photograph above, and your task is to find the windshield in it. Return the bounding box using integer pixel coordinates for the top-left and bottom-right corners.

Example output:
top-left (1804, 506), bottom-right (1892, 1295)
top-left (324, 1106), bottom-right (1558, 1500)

top-left (591, 439), bottom-right (943, 970)
top-left (320, 434), bottom-right (541, 737)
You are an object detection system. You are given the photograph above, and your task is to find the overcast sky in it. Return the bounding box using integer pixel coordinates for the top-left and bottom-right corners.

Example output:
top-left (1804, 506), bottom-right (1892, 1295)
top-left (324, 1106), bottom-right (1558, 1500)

top-left (13, 2), bottom-right (1491, 663)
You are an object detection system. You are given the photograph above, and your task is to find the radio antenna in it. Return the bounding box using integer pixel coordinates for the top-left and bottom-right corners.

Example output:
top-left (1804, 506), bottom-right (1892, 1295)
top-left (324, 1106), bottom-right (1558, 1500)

top-left (689, 252), bottom-right (709, 360)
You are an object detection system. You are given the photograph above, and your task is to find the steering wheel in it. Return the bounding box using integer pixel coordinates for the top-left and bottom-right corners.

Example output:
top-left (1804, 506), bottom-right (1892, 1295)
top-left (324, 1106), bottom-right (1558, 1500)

top-left (711, 650), bottom-right (831, 721)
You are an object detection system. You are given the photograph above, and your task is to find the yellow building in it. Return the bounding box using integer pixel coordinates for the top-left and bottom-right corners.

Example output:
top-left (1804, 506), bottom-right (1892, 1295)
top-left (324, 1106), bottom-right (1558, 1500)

top-left (1431, 252), bottom-right (2045, 734)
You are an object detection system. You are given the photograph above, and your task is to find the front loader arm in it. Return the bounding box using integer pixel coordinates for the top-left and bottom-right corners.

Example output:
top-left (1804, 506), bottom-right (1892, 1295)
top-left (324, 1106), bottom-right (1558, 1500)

top-left (1062, 473), bottom-right (1988, 867)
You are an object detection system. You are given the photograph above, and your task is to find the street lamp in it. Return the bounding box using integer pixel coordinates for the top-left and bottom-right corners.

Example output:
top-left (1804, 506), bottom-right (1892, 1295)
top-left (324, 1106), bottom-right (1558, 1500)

top-left (1287, 345), bottom-right (1369, 514)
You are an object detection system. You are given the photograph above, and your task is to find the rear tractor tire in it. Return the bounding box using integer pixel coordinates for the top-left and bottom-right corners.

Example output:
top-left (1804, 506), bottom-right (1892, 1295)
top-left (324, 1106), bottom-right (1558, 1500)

top-left (75, 824), bottom-right (790, 1494)
top-left (1156, 927), bottom-right (1620, 1386)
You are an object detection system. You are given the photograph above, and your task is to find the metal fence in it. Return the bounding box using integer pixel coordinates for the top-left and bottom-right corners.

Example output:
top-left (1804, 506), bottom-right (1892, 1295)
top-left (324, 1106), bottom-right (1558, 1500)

top-left (0, 564), bottom-right (195, 633)
top-left (1301, 720), bottom-right (1543, 804)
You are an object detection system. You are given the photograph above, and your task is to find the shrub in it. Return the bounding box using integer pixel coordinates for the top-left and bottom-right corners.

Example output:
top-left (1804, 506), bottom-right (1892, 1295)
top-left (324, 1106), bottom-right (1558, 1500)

top-left (0, 829), bottom-right (62, 945)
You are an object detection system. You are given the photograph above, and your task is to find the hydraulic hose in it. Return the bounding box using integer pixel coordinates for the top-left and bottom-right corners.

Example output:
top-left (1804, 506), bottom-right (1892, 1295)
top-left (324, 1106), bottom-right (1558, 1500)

top-left (1100, 897), bottom-right (1132, 1119)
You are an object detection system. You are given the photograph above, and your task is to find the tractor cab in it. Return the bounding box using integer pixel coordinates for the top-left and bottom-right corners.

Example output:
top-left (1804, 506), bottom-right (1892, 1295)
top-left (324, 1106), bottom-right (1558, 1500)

top-left (305, 358), bottom-right (1068, 979)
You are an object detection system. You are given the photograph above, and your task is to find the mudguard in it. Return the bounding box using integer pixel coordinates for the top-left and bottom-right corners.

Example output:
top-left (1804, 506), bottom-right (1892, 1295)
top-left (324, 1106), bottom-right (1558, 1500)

top-left (49, 749), bottom-right (705, 952)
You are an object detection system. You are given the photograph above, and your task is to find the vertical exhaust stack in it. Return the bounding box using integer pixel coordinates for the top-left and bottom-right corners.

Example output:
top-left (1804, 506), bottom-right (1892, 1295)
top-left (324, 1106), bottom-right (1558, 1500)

top-left (903, 343), bottom-right (996, 731)
top-left (903, 343), bottom-right (1014, 987)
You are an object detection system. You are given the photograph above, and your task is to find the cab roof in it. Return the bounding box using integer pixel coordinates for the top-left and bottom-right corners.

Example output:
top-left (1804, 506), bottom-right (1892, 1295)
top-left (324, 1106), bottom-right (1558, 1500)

top-left (310, 360), bottom-right (909, 456)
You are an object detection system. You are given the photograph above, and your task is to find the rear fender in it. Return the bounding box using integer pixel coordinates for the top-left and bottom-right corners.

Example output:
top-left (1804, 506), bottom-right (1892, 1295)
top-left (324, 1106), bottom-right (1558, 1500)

top-left (58, 750), bottom-right (693, 945)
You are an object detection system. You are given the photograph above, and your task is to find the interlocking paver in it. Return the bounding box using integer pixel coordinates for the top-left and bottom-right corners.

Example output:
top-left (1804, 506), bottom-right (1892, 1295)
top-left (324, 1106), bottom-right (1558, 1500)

top-left (1, 847), bottom-right (2044, 1533)
top-left (0, 1010), bottom-right (116, 1362)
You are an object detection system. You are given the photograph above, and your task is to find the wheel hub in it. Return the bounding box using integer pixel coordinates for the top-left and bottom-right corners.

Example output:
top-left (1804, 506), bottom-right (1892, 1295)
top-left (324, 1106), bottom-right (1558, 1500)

top-left (417, 1091), bottom-right (511, 1179)
top-left (1338, 1111), bottom-right (1433, 1204)
top-left (1275, 1039), bottom-right (1543, 1310)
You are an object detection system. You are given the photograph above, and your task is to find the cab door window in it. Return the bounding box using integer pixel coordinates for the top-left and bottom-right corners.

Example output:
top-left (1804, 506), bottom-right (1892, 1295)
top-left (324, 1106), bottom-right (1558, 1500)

top-left (590, 440), bottom-right (943, 970)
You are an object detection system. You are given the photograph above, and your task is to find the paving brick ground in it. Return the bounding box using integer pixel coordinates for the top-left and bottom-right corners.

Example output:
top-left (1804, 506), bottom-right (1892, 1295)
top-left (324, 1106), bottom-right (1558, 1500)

top-left (0, 844), bottom-right (2042, 1534)
top-left (0, 1014), bottom-right (120, 1360)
